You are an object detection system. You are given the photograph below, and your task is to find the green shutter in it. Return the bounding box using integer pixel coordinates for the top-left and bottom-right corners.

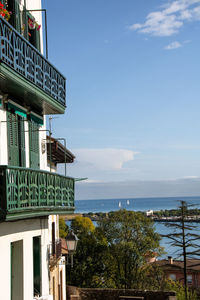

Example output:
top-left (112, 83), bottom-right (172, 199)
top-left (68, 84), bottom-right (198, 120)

top-left (7, 111), bottom-right (26, 167)
top-left (29, 121), bottom-right (40, 169)
top-left (18, 116), bottom-right (26, 167)
top-left (14, 0), bottom-right (21, 33)
top-left (35, 30), bottom-right (41, 52)
top-left (5, 0), bottom-right (21, 33)
top-left (7, 111), bottom-right (19, 167)
top-left (22, 6), bottom-right (28, 40)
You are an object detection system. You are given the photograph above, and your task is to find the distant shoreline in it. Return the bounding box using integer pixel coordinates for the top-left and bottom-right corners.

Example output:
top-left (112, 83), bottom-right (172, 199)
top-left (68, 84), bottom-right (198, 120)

top-left (64, 208), bottom-right (200, 223)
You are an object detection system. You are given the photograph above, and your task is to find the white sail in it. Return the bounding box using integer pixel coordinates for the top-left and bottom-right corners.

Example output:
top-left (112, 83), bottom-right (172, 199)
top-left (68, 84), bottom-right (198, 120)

top-left (127, 200), bottom-right (130, 205)
top-left (119, 201), bottom-right (121, 208)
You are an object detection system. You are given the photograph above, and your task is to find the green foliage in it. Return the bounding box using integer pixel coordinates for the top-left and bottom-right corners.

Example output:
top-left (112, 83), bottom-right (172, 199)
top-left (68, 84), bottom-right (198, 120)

top-left (68, 210), bottom-right (163, 290)
top-left (154, 208), bottom-right (200, 218)
top-left (71, 215), bottom-right (95, 234)
top-left (68, 216), bottom-right (107, 287)
top-left (165, 280), bottom-right (197, 300)
top-left (59, 217), bottom-right (68, 238)
top-left (163, 201), bottom-right (200, 300)
top-left (97, 209), bottom-right (163, 289)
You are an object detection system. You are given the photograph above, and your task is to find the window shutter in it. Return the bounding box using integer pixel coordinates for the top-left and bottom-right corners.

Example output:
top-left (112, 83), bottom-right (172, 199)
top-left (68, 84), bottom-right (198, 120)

top-left (7, 111), bottom-right (19, 166)
top-left (18, 115), bottom-right (26, 167)
top-left (35, 29), bottom-right (41, 52)
top-left (22, 7), bottom-right (28, 39)
top-left (29, 121), bottom-right (40, 169)
top-left (14, 0), bottom-right (21, 33)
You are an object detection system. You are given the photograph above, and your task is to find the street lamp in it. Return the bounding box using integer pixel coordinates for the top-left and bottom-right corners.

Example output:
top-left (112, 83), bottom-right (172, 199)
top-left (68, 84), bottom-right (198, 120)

top-left (66, 231), bottom-right (78, 268)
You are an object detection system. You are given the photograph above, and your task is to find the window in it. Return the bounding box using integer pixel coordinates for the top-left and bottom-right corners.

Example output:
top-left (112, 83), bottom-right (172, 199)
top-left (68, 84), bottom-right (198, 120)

top-left (11, 240), bottom-right (23, 300)
top-left (5, 0), bottom-right (21, 32)
top-left (187, 275), bottom-right (192, 284)
top-left (52, 222), bottom-right (56, 255)
top-left (26, 13), bottom-right (41, 51)
top-left (33, 236), bottom-right (41, 297)
top-left (169, 273), bottom-right (176, 281)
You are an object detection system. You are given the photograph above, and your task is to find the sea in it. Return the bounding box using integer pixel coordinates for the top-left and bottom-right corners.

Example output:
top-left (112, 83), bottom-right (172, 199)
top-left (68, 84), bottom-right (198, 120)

top-left (74, 196), bottom-right (200, 258)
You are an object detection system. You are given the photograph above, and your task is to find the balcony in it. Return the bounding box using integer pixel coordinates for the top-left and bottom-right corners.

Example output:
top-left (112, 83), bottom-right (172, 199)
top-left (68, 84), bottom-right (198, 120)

top-left (0, 16), bottom-right (66, 114)
top-left (0, 166), bottom-right (75, 221)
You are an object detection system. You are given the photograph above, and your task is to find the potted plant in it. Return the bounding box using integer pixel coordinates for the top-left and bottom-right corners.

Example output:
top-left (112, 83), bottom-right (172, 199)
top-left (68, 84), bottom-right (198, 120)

top-left (0, 1), bottom-right (11, 21)
top-left (28, 17), bottom-right (41, 31)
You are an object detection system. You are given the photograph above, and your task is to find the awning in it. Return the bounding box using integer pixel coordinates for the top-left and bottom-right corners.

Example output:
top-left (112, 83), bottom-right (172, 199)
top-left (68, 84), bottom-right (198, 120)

top-left (46, 135), bottom-right (75, 164)
top-left (29, 111), bottom-right (43, 125)
top-left (8, 101), bottom-right (27, 118)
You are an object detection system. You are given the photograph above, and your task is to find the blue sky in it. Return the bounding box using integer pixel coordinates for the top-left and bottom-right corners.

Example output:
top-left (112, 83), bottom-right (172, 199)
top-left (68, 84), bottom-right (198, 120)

top-left (43, 0), bottom-right (200, 199)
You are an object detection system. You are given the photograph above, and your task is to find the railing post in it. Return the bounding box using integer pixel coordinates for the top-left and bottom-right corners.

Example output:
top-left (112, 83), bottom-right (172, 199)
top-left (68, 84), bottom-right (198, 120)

top-left (38, 171), bottom-right (40, 207)
top-left (46, 172), bottom-right (49, 206)
top-left (28, 169), bottom-right (31, 207)
top-left (54, 174), bottom-right (56, 207)
top-left (17, 169), bottom-right (20, 209)
top-left (1, 167), bottom-right (7, 211)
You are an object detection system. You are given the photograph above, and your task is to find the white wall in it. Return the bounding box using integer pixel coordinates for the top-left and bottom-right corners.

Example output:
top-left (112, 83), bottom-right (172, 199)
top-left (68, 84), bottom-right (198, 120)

top-left (40, 116), bottom-right (48, 171)
top-left (49, 215), bottom-right (60, 242)
top-left (0, 218), bottom-right (50, 300)
top-left (59, 256), bottom-right (67, 300)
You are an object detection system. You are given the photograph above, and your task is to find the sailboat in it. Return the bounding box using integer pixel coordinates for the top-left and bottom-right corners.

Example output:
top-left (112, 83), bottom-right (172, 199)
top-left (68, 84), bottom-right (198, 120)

top-left (127, 199), bottom-right (130, 205)
top-left (119, 201), bottom-right (121, 208)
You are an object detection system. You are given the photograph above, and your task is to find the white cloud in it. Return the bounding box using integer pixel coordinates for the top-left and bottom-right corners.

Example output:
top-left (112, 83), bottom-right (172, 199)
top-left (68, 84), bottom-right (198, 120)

top-left (183, 175), bottom-right (200, 179)
top-left (73, 148), bottom-right (137, 171)
top-left (164, 41), bottom-right (182, 49)
top-left (129, 0), bottom-right (200, 37)
top-left (75, 177), bottom-right (200, 200)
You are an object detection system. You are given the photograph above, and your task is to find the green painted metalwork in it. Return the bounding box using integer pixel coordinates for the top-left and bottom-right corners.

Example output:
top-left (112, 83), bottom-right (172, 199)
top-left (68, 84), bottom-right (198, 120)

top-left (0, 166), bottom-right (75, 220)
top-left (0, 15), bottom-right (66, 108)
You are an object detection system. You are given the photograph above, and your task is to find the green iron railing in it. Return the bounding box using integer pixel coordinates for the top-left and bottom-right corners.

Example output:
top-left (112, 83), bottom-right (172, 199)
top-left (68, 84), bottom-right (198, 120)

top-left (0, 166), bottom-right (75, 220)
top-left (0, 15), bottom-right (66, 107)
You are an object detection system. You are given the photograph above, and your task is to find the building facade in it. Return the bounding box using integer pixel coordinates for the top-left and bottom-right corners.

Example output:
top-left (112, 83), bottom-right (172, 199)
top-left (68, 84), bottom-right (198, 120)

top-left (0, 1), bottom-right (74, 299)
top-left (154, 257), bottom-right (200, 289)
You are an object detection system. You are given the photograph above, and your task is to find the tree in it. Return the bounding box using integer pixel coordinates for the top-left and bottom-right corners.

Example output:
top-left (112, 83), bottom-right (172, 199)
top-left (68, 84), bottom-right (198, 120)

top-left (97, 209), bottom-right (163, 289)
top-left (71, 215), bottom-right (95, 234)
top-left (59, 217), bottom-right (68, 238)
top-left (165, 279), bottom-right (197, 300)
top-left (163, 201), bottom-right (200, 300)
top-left (68, 216), bottom-right (108, 287)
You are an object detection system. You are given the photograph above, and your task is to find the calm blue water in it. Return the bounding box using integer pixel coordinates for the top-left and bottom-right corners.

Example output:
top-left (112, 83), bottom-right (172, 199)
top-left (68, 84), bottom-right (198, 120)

top-left (75, 196), bottom-right (200, 213)
top-left (74, 196), bottom-right (200, 257)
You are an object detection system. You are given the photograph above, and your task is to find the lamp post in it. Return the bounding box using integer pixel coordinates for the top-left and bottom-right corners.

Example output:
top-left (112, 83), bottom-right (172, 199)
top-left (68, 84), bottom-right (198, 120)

top-left (65, 231), bottom-right (78, 268)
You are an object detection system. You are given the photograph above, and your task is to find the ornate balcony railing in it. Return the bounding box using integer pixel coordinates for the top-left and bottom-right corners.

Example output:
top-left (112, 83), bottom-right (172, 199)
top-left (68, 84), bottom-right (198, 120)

top-left (0, 166), bottom-right (75, 220)
top-left (0, 16), bottom-right (66, 108)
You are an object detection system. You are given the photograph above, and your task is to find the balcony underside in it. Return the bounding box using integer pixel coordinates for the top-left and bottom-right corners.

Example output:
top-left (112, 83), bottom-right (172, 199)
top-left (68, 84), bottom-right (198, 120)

top-left (1, 206), bottom-right (75, 221)
top-left (0, 166), bottom-right (75, 221)
top-left (0, 63), bottom-right (65, 115)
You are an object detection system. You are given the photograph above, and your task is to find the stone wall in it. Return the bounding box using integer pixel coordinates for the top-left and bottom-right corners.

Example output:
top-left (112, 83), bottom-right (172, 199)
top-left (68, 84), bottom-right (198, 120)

top-left (67, 287), bottom-right (176, 300)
